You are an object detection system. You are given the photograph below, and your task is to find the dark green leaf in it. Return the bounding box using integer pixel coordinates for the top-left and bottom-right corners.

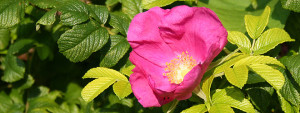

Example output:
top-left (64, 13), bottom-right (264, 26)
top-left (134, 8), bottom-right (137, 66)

top-left (58, 21), bottom-right (109, 62)
top-left (29, 0), bottom-right (61, 9)
top-left (278, 67), bottom-right (300, 106)
top-left (246, 72), bottom-right (266, 84)
top-left (109, 13), bottom-right (130, 35)
top-left (0, 29), bottom-right (10, 50)
top-left (0, 0), bottom-right (25, 28)
top-left (88, 5), bottom-right (109, 24)
top-left (246, 86), bottom-right (273, 112)
top-left (8, 39), bottom-right (35, 55)
top-left (2, 54), bottom-right (25, 83)
top-left (281, 0), bottom-right (300, 12)
top-left (100, 35), bottom-right (130, 67)
top-left (59, 0), bottom-right (89, 26)
top-left (121, 0), bottom-right (142, 19)
top-left (280, 55), bottom-right (300, 85)
top-left (37, 9), bottom-right (57, 26)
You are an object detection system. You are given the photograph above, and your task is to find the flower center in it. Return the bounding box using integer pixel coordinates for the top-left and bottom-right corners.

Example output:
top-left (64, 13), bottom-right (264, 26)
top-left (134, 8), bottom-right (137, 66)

top-left (163, 51), bottom-right (197, 84)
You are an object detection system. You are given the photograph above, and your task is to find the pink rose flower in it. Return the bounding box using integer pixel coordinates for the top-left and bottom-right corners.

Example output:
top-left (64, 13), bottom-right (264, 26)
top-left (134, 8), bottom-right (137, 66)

top-left (127, 5), bottom-right (227, 107)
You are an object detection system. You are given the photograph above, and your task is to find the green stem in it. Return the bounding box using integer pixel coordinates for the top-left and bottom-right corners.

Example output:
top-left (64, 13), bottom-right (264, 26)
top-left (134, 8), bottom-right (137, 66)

top-left (166, 100), bottom-right (179, 113)
top-left (207, 48), bottom-right (240, 71)
top-left (250, 39), bottom-right (256, 55)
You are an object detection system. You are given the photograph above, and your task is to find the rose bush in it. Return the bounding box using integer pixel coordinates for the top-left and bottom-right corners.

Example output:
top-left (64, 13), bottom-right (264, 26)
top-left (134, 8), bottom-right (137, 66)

top-left (127, 5), bottom-right (228, 107)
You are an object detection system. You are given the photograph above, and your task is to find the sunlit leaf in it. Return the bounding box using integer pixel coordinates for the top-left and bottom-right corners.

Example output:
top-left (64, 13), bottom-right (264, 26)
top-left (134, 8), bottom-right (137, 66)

top-left (82, 67), bottom-right (127, 81)
top-left (81, 77), bottom-right (116, 102)
top-left (120, 65), bottom-right (135, 77)
top-left (248, 64), bottom-right (285, 90)
top-left (245, 6), bottom-right (270, 39)
top-left (212, 87), bottom-right (255, 113)
top-left (235, 55), bottom-right (285, 68)
top-left (210, 104), bottom-right (234, 113)
top-left (181, 104), bottom-right (207, 113)
top-left (0, 29), bottom-right (10, 50)
top-left (253, 28), bottom-right (295, 55)
top-left (113, 80), bottom-right (132, 99)
top-left (277, 91), bottom-right (299, 113)
top-left (224, 65), bottom-right (248, 89)
top-left (227, 31), bottom-right (251, 54)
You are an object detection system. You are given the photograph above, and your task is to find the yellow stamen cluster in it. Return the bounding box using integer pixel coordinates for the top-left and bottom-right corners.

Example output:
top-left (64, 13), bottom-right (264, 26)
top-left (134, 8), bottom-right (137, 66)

top-left (163, 51), bottom-right (197, 84)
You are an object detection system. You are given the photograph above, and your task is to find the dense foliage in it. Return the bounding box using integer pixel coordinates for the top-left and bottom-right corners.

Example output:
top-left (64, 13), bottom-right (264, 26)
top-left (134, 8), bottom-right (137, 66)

top-left (0, 0), bottom-right (299, 113)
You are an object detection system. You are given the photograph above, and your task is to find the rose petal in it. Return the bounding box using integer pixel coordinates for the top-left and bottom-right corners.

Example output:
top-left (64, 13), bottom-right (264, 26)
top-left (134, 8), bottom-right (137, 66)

top-left (159, 6), bottom-right (227, 63)
top-left (127, 7), bottom-right (175, 66)
top-left (130, 67), bottom-right (174, 107)
top-left (129, 51), bottom-right (177, 94)
top-left (174, 64), bottom-right (203, 100)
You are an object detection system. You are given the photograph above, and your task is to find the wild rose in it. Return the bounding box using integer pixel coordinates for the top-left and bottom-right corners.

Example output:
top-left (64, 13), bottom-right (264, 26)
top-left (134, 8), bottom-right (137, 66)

top-left (127, 5), bottom-right (227, 107)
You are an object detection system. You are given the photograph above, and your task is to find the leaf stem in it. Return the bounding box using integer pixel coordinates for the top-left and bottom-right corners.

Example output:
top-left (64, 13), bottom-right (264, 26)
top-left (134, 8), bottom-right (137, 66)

top-left (166, 100), bottom-right (179, 113)
top-left (250, 39), bottom-right (256, 55)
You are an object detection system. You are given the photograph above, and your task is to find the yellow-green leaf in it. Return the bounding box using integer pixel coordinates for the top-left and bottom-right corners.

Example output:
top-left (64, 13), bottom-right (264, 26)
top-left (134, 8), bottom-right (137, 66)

top-left (214, 54), bottom-right (248, 74)
top-left (253, 28), bottom-right (295, 55)
top-left (224, 65), bottom-right (248, 89)
top-left (181, 104), bottom-right (207, 113)
top-left (82, 67), bottom-right (127, 81)
top-left (245, 6), bottom-right (270, 39)
top-left (210, 104), bottom-right (234, 113)
top-left (248, 64), bottom-right (285, 90)
top-left (113, 80), bottom-right (132, 99)
top-left (81, 77), bottom-right (116, 102)
top-left (212, 87), bottom-right (255, 113)
top-left (227, 31), bottom-right (251, 54)
top-left (277, 91), bottom-right (300, 113)
top-left (235, 55), bottom-right (284, 68)
top-left (120, 65), bottom-right (135, 77)
top-left (201, 75), bottom-right (214, 102)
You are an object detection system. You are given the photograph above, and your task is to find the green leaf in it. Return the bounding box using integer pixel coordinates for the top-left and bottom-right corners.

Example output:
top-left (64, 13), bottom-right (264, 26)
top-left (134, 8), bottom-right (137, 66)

top-left (121, 0), bottom-right (142, 19)
top-left (58, 0), bottom-right (89, 26)
top-left (162, 100), bottom-right (179, 113)
top-left (100, 35), bottom-right (130, 67)
top-left (248, 64), bottom-right (285, 90)
top-left (210, 104), bottom-right (234, 113)
top-left (277, 91), bottom-right (299, 113)
top-left (14, 74), bottom-right (35, 91)
top-left (113, 80), bottom-right (132, 99)
top-left (81, 77), bottom-right (116, 102)
top-left (88, 5), bottom-right (109, 24)
top-left (7, 39), bottom-right (35, 55)
top-left (201, 75), bottom-right (214, 102)
top-left (181, 104), bottom-right (207, 113)
top-left (224, 65), bottom-right (248, 89)
top-left (253, 28), bottom-right (295, 55)
top-left (0, 29), bottom-right (10, 50)
top-left (28, 95), bottom-right (67, 113)
top-left (280, 55), bottom-right (300, 85)
top-left (245, 6), bottom-right (270, 39)
top-left (212, 87), bottom-right (255, 113)
top-left (246, 72), bottom-right (266, 84)
top-left (246, 86), bottom-right (274, 112)
top-left (106, 0), bottom-right (119, 7)
top-left (37, 9), bottom-right (57, 26)
top-left (281, 0), bottom-right (300, 12)
top-left (214, 53), bottom-right (248, 74)
top-left (58, 21), bottom-right (109, 62)
top-left (0, 0), bottom-right (25, 28)
top-left (109, 13), bottom-right (130, 35)
top-left (278, 67), bottom-right (300, 106)
top-left (141, 0), bottom-right (192, 9)
top-left (197, 0), bottom-right (289, 32)
top-left (83, 67), bottom-right (128, 81)
top-left (235, 55), bottom-right (285, 68)
top-left (120, 65), bottom-right (135, 77)
top-left (227, 31), bottom-right (251, 54)
top-left (2, 54), bottom-right (25, 83)
top-left (29, 0), bottom-right (61, 9)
